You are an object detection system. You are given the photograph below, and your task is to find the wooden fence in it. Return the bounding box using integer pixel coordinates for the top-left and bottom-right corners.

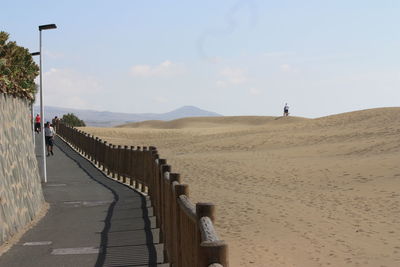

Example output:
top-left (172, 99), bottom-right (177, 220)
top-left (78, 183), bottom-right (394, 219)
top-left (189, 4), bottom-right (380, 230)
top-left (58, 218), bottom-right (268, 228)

top-left (57, 123), bottom-right (228, 267)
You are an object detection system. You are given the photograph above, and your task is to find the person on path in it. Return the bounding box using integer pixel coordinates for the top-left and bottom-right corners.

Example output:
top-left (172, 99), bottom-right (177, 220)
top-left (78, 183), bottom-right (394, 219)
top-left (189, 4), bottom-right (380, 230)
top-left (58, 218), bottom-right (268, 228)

top-left (34, 114), bottom-right (41, 133)
top-left (52, 116), bottom-right (60, 132)
top-left (44, 122), bottom-right (55, 156)
top-left (283, 103), bottom-right (289, 117)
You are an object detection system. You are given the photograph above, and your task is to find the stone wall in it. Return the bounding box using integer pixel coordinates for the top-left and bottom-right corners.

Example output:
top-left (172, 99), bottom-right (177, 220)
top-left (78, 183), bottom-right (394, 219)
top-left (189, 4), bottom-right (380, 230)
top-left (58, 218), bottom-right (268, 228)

top-left (0, 93), bottom-right (44, 245)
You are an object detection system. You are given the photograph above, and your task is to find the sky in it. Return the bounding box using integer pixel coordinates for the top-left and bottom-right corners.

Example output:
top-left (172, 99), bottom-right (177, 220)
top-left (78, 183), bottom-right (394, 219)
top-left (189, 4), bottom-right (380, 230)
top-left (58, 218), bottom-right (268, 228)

top-left (2, 0), bottom-right (399, 118)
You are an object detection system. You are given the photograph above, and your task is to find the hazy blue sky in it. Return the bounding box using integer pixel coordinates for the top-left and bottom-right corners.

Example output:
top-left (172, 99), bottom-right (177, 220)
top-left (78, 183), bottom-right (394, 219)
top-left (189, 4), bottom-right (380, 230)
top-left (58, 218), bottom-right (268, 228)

top-left (2, 0), bottom-right (399, 117)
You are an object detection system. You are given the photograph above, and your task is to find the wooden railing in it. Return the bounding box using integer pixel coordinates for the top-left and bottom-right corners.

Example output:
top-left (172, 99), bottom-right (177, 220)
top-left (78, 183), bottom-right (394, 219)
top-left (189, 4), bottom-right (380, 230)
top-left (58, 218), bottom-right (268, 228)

top-left (57, 123), bottom-right (228, 267)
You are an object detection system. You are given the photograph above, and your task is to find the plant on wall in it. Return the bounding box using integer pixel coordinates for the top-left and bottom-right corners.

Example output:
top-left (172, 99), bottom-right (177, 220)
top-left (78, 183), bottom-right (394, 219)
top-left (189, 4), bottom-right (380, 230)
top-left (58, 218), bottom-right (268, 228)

top-left (0, 31), bottom-right (39, 101)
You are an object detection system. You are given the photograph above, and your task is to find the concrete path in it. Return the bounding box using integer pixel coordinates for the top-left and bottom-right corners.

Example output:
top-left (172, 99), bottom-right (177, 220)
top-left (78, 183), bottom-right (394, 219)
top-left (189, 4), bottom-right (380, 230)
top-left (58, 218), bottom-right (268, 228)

top-left (0, 135), bottom-right (169, 267)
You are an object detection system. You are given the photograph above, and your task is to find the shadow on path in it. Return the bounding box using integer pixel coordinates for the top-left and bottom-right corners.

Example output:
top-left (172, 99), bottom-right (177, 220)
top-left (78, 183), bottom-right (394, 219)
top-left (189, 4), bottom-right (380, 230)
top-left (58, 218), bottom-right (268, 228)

top-left (55, 139), bottom-right (165, 267)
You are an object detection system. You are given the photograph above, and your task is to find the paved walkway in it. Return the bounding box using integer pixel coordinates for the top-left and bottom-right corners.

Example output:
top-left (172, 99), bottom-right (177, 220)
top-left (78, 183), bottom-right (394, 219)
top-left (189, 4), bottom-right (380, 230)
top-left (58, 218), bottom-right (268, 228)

top-left (0, 135), bottom-right (169, 267)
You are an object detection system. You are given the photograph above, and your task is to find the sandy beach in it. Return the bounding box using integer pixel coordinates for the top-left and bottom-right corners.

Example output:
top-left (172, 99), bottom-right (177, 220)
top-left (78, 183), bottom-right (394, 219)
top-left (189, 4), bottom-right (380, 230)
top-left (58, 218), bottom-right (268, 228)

top-left (83, 107), bottom-right (400, 267)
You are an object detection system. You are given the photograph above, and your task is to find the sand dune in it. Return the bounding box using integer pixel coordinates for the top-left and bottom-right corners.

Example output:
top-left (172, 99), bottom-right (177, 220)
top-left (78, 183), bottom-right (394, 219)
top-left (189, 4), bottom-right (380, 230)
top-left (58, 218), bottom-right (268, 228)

top-left (117, 115), bottom-right (308, 129)
top-left (84, 107), bottom-right (400, 267)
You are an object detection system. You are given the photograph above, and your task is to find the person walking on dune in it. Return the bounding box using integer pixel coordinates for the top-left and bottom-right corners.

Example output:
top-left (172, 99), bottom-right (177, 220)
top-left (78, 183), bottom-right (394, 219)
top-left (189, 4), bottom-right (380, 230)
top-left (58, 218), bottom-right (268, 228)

top-left (283, 103), bottom-right (289, 117)
top-left (45, 122), bottom-right (55, 156)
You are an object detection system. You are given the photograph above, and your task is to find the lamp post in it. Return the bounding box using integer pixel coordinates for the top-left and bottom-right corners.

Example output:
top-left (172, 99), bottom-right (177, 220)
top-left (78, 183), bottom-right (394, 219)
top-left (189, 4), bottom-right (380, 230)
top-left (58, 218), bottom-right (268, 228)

top-left (38, 24), bottom-right (57, 183)
top-left (30, 52), bottom-right (40, 145)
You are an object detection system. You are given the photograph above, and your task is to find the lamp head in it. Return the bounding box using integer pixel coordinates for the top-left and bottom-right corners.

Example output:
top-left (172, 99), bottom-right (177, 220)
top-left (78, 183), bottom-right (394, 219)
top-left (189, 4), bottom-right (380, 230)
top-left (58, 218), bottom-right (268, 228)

top-left (39, 24), bottom-right (57, 31)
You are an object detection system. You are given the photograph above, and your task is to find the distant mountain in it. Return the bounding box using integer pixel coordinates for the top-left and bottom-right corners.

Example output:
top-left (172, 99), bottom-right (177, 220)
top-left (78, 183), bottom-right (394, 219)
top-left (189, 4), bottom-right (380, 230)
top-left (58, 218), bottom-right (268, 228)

top-left (34, 105), bottom-right (222, 127)
top-left (158, 106), bottom-right (221, 120)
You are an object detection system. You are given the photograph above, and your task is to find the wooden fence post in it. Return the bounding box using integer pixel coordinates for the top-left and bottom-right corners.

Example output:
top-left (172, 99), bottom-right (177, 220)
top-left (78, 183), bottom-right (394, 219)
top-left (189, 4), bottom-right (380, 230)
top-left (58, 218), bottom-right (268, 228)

top-left (102, 141), bottom-right (107, 171)
top-left (107, 144), bottom-right (112, 176)
top-left (116, 145), bottom-right (121, 180)
top-left (135, 147), bottom-right (141, 191)
top-left (167, 173), bottom-right (180, 265)
top-left (88, 135), bottom-right (93, 160)
top-left (148, 148), bottom-right (158, 198)
top-left (92, 135), bottom-right (96, 162)
top-left (96, 138), bottom-right (100, 165)
top-left (199, 241), bottom-right (228, 267)
top-left (174, 184), bottom-right (189, 267)
top-left (160, 164), bottom-right (171, 247)
top-left (122, 145), bottom-right (128, 184)
top-left (196, 203), bottom-right (215, 223)
top-left (157, 159), bottom-right (167, 227)
top-left (142, 147), bottom-right (148, 192)
top-left (112, 145), bottom-right (117, 178)
top-left (129, 146), bottom-right (135, 187)
top-left (197, 203), bottom-right (228, 267)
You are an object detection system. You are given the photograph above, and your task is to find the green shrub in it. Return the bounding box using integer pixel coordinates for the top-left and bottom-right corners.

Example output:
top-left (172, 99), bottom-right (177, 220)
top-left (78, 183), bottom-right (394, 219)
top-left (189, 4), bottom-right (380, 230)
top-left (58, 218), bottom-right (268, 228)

top-left (0, 31), bottom-right (39, 101)
top-left (61, 113), bottom-right (86, 127)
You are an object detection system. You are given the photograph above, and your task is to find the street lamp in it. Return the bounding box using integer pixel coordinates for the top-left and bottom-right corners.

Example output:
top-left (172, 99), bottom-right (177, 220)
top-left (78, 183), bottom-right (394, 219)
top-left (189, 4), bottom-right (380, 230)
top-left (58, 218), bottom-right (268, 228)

top-left (30, 51), bottom-right (40, 145)
top-left (38, 23), bottom-right (57, 183)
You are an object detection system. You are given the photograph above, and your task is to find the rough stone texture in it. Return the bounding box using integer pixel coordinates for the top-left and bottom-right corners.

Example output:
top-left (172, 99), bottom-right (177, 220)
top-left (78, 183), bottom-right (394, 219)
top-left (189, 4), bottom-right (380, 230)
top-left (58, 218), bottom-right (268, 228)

top-left (0, 93), bottom-right (44, 245)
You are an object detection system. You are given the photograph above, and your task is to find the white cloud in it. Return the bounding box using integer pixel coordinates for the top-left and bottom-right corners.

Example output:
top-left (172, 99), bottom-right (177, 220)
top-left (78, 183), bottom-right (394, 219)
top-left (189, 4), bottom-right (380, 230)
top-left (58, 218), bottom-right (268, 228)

top-left (249, 88), bottom-right (262, 95)
top-left (280, 64), bottom-right (292, 72)
top-left (43, 50), bottom-right (65, 59)
top-left (154, 96), bottom-right (168, 103)
top-left (208, 56), bottom-right (223, 64)
top-left (216, 80), bottom-right (228, 88)
top-left (41, 68), bottom-right (103, 110)
top-left (280, 63), bottom-right (298, 73)
top-left (131, 65), bottom-right (152, 76)
top-left (218, 67), bottom-right (247, 85)
top-left (130, 60), bottom-right (185, 77)
top-left (264, 51), bottom-right (294, 58)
